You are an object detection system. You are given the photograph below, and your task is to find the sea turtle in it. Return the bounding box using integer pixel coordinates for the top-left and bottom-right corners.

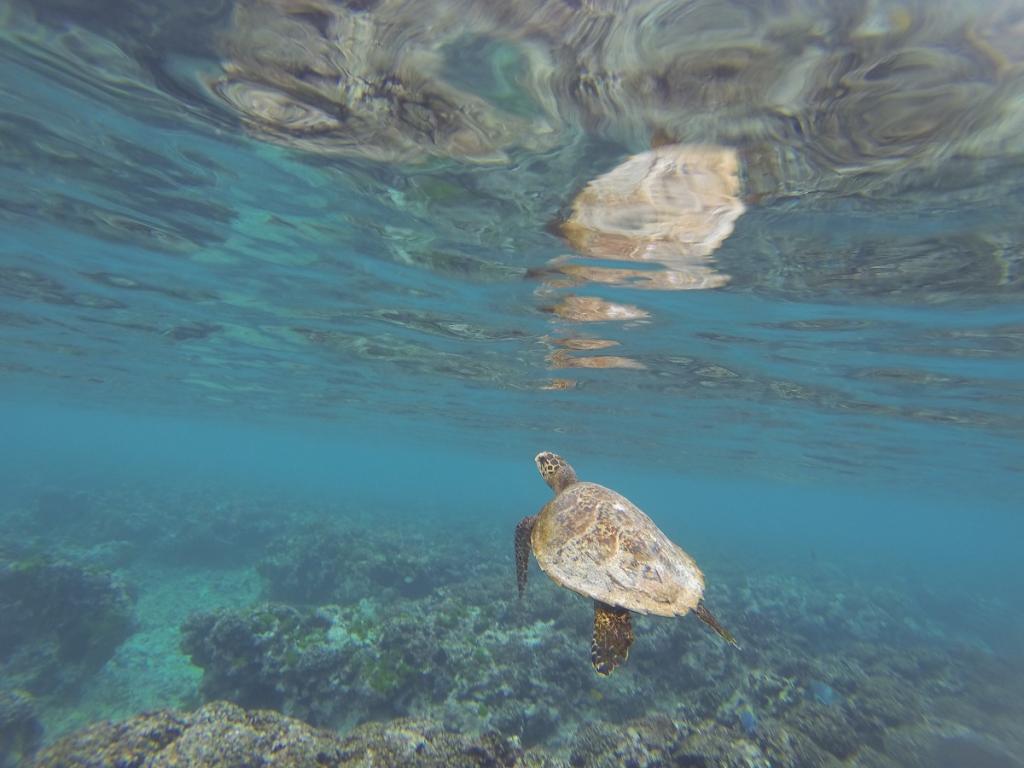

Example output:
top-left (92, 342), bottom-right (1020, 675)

top-left (515, 451), bottom-right (738, 675)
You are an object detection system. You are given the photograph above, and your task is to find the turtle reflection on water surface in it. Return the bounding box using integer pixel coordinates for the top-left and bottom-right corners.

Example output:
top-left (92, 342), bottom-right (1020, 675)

top-left (516, 452), bottom-right (737, 675)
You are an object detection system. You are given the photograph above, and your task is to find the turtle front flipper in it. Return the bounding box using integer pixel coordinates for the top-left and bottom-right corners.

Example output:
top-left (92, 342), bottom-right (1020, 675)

top-left (694, 600), bottom-right (740, 649)
top-left (515, 515), bottom-right (537, 598)
top-left (591, 601), bottom-right (634, 675)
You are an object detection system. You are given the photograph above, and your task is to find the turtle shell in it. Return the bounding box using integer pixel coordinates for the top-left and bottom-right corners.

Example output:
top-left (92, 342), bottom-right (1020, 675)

top-left (531, 482), bottom-right (705, 617)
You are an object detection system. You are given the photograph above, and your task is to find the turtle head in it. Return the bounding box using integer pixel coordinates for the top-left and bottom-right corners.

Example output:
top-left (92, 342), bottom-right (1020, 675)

top-left (535, 451), bottom-right (578, 493)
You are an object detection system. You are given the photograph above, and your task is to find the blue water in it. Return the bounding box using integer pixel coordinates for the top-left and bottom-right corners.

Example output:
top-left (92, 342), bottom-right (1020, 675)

top-left (2, 1), bottom-right (1024, 765)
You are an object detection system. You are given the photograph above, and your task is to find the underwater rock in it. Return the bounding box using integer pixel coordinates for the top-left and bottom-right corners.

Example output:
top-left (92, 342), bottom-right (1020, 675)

top-left (0, 688), bottom-right (42, 768)
top-left (29, 701), bottom-right (530, 768)
top-left (566, 712), bottom-right (848, 768)
top-left (567, 714), bottom-right (686, 768)
top-left (0, 554), bottom-right (135, 695)
top-left (333, 718), bottom-right (527, 768)
top-left (674, 722), bottom-right (774, 768)
top-left (28, 702), bottom-right (335, 768)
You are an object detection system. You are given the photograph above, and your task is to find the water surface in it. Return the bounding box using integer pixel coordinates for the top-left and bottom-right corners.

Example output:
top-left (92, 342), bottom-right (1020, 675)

top-left (1, 1), bottom-right (1023, 765)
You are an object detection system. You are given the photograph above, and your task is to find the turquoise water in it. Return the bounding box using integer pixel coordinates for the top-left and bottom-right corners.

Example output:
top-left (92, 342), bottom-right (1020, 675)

top-left (2, 1), bottom-right (1024, 765)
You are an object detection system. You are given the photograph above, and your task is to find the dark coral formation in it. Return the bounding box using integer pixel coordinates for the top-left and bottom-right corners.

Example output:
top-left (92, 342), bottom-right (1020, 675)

top-left (181, 604), bottom-right (352, 726)
top-left (29, 701), bottom-right (527, 768)
top-left (0, 688), bottom-right (42, 768)
top-left (0, 554), bottom-right (135, 696)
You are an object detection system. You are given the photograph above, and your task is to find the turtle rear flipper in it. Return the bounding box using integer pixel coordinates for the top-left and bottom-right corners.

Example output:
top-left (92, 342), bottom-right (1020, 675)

top-left (694, 600), bottom-right (739, 649)
top-left (515, 515), bottom-right (537, 598)
top-left (591, 601), bottom-right (633, 675)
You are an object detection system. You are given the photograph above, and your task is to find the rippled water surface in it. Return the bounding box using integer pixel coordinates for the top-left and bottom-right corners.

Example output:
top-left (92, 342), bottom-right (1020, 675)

top-left (2, 0), bottom-right (1023, 764)
top-left (4, 0), bottom-right (1023, 478)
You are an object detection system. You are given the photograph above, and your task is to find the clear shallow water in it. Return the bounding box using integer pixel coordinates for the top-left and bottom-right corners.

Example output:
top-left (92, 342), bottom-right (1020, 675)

top-left (1, 1), bottom-right (1024, 766)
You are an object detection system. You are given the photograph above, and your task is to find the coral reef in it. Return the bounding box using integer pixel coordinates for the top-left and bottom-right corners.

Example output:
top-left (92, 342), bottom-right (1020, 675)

top-left (29, 700), bottom-right (529, 768)
top-left (0, 553), bottom-right (135, 696)
top-left (5, 490), bottom-right (1021, 766)
top-left (180, 589), bottom-right (579, 740)
top-left (182, 564), bottom-right (600, 739)
top-left (0, 688), bottom-right (42, 768)
top-left (179, 519), bottom-right (1024, 765)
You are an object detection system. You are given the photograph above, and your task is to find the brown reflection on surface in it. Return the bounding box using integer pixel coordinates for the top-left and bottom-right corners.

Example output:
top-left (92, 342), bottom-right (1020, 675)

top-left (560, 144), bottom-right (744, 278)
top-left (548, 349), bottom-right (646, 370)
top-left (551, 337), bottom-right (619, 351)
top-left (545, 295), bottom-right (649, 323)
top-left (540, 378), bottom-right (576, 391)
top-left (540, 261), bottom-right (729, 291)
top-left (538, 143), bottom-right (742, 379)
top-left (543, 335), bottom-right (644, 371)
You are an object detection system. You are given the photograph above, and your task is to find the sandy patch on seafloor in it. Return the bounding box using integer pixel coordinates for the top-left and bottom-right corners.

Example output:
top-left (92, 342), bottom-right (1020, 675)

top-left (41, 565), bottom-right (260, 741)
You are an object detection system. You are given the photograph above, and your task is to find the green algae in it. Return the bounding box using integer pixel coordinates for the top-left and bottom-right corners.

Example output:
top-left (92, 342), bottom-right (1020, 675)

top-left (364, 652), bottom-right (415, 696)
